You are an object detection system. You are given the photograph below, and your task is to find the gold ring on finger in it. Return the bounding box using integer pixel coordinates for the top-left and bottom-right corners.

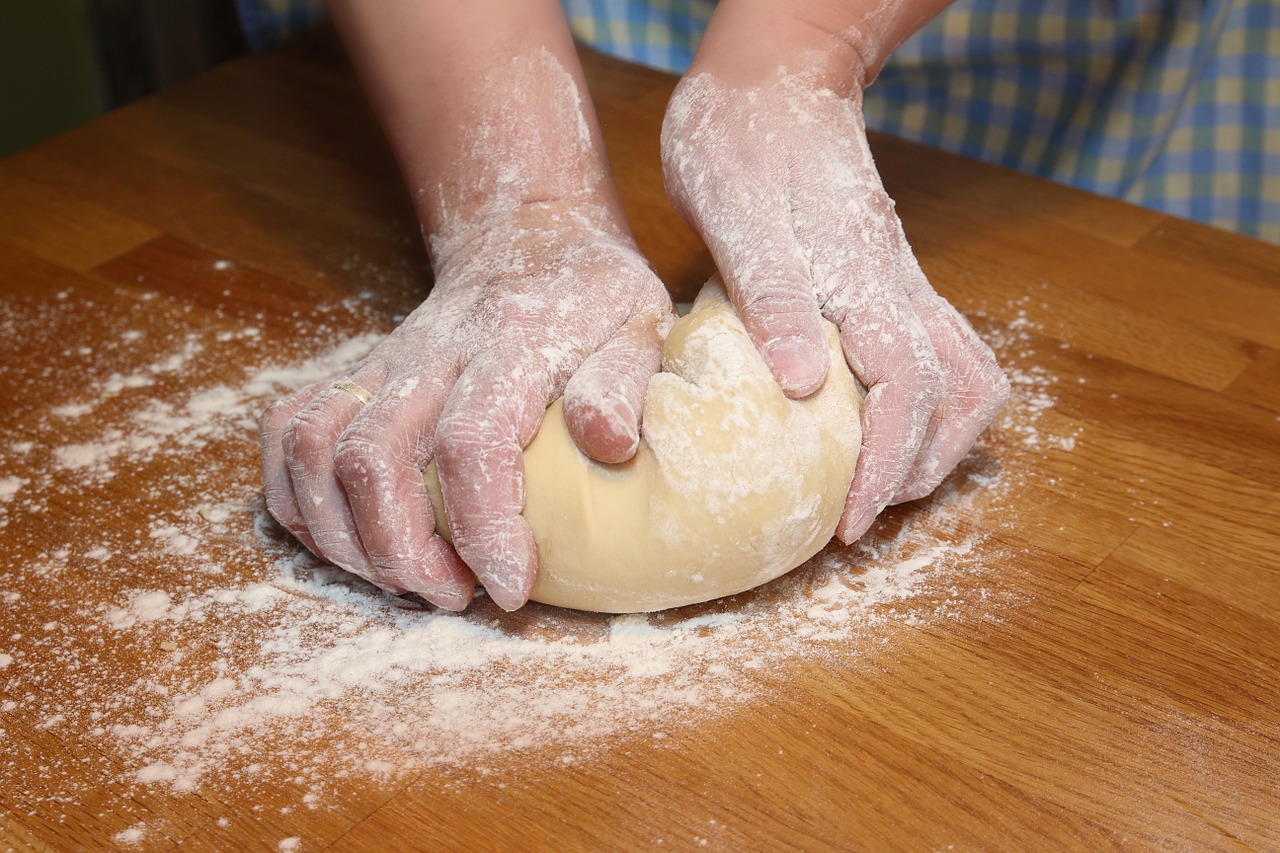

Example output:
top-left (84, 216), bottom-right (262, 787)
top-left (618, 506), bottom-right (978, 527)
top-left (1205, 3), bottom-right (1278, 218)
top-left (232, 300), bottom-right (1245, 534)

top-left (331, 378), bottom-right (373, 406)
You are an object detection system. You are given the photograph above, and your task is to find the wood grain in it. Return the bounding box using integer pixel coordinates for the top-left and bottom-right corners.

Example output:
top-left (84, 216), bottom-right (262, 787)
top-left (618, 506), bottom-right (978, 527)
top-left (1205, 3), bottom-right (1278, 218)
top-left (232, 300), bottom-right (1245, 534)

top-left (1, 35), bottom-right (1277, 851)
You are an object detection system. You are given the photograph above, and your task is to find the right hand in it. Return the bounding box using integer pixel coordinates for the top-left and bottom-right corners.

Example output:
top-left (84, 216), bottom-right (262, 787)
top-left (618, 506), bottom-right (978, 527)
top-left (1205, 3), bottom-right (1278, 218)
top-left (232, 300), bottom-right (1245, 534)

top-left (662, 61), bottom-right (1009, 544)
top-left (259, 202), bottom-right (674, 611)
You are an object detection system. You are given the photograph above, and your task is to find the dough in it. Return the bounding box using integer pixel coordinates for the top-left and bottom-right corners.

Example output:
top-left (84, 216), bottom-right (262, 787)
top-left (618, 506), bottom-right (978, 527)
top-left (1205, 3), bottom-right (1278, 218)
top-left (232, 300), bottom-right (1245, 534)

top-left (424, 279), bottom-right (861, 613)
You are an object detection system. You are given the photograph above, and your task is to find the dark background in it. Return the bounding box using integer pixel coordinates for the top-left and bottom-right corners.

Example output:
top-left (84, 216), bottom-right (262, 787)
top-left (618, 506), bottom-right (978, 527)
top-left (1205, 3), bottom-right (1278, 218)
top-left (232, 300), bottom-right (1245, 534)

top-left (1, 0), bottom-right (247, 158)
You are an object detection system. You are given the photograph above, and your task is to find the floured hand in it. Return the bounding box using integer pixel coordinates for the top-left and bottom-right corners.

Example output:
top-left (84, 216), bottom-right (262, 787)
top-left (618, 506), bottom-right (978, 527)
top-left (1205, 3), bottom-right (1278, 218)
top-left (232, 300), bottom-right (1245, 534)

top-left (260, 206), bottom-right (672, 611)
top-left (258, 12), bottom-right (674, 611)
top-left (662, 39), bottom-right (1009, 543)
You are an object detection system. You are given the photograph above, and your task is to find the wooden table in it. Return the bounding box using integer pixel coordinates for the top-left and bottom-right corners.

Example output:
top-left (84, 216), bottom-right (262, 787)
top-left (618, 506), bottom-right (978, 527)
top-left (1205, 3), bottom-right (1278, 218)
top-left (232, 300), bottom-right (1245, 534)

top-left (2, 37), bottom-right (1278, 851)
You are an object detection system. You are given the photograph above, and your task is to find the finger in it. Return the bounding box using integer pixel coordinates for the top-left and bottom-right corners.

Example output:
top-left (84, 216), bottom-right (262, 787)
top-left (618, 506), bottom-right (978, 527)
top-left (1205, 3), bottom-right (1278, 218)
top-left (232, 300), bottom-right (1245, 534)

top-left (259, 383), bottom-right (325, 556)
top-left (732, 273), bottom-right (830, 399)
top-left (333, 369), bottom-right (476, 610)
top-left (670, 163), bottom-right (829, 396)
top-left (892, 290), bottom-right (1010, 503)
top-left (433, 354), bottom-right (554, 611)
top-left (834, 292), bottom-right (945, 544)
top-left (282, 367), bottom-right (386, 578)
top-left (562, 311), bottom-right (667, 464)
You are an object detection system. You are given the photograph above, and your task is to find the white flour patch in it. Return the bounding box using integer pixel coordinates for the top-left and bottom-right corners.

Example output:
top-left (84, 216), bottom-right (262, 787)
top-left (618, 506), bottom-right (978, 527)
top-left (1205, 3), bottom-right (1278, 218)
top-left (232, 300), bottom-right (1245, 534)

top-left (114, 824), bottom-right (147, 845)
top-left (0, 279), bottom-right (1070, 834)
top-left (51, 402), bottom-right (95, 418)
top-left (0, 476), bottom-right (25, 500)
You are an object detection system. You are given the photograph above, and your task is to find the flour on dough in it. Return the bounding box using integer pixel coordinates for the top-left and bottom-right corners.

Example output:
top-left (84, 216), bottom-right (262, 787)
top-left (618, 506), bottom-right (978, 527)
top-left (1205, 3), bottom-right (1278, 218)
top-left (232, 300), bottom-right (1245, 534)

top-left (424, 277), bottom-right (861, 612)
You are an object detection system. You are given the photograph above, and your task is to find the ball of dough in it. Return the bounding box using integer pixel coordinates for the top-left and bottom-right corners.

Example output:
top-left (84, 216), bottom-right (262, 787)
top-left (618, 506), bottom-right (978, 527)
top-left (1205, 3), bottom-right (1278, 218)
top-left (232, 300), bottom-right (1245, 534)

top-left (423, 278), bottom-right (861, 613)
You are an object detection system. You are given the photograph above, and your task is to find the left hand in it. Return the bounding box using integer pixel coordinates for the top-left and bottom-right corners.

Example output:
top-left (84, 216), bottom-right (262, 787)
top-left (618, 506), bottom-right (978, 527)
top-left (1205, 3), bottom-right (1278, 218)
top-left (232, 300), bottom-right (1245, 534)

top-left (258, 202), bottom-right (673, 611)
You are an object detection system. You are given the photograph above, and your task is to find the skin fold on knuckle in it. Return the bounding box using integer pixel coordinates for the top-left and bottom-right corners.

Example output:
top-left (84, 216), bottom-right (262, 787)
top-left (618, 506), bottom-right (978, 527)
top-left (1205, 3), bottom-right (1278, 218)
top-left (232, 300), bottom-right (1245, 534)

top-left (434, 406), bottom-right (517, 473)
top-left (744, 287), bottom-right (815, 329)
top-left (453, 518), bottom-right (523, 576)
top-left (863, 446), bottom-right (917, 505)
top-left (365, 551), bottom-right (443, 595)
top-left (332, 422), bottom-right (414, 498)
top-left (434, 417), bottom-right (525, 537)
top-left (736, 285), bottom-right (824, 355)
top-left (262, 484), bottom-right (305, 528)
top-left (858, 402), bottom-right (928, 501)
top-left (569, 335), bottom-right (648, 403)
top-left (309, 524), bottom-right (365, 567)
top-left (378, 534), bottom-right (474, 601)
top-left (941, 339), bottom-right (1011, 428)
top-left (912, 355), bottom-right (947, 418)
top-left (258, 399), bottom-right (296, 444)
top-left (281, 402), bottom-right (349, 468)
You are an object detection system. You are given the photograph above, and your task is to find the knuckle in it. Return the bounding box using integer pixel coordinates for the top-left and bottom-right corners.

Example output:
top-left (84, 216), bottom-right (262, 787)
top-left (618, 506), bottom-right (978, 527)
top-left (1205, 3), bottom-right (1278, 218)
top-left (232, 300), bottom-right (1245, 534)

top-left (990, 367), bottom-right (1012, 403)
top-left (311, 526), bottom-right (362, 563)
top-left (332, 429), bottom-right (394, 486)
top-left (739, 282), bottom-right (809, 317)
top-left (435, 406), bottom-right (514, 466)
top-left (970, 358), bottom-right (1010, 399)
top-left (566, 356), bottom-right (632, 407)
top-left (452, 519), bottom-right (514, 564)
top-left (742, 293), bottom-right (824, 348)
top-left (282, 405), bottom-right (345, 461)
top-left (368, 554), bottom-right (419, 588)
top-left (910, 353), bottom-right (947, 406)
top-left (258, 397), bottom-right (297, 438)
top-left (952, 349), bottom-right (1011, 415)
top-left (432, 423), bottom-right (480, 468)
top-left (263, 495), bottom-right (310, 542)
top-left (970, 366), bottom-right (1012, 424)
top-left (368, 548), bottom-right (455, 595)
top-left (263, 486), bottom-right (300, 522)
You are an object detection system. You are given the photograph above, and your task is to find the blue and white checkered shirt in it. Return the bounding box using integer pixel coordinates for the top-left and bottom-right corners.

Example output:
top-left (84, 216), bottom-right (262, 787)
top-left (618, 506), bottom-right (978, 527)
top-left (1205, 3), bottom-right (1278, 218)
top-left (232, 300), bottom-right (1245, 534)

top-left (237, 0), bottom-right (1280, 243)
top-left (866, 0), bottom-right (1280, 244)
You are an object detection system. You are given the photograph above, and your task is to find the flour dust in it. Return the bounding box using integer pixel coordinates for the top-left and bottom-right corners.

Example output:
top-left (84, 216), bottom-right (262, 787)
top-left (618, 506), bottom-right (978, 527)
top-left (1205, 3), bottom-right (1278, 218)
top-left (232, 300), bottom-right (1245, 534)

top-left (0, 273), bottom-right (1076, 844)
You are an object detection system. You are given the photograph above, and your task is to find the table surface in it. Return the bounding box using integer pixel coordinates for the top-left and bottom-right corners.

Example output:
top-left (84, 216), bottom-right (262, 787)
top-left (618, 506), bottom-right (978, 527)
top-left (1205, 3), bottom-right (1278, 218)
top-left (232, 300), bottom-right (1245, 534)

top-left (2, 39), bottom-right (1278, 852)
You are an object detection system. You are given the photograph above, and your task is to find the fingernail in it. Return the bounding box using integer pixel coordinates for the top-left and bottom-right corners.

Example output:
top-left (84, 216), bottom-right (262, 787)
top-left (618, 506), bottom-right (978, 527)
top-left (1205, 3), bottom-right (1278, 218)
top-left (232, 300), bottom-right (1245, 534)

top-left (763, 335), bottom-right (827, 395)
top-left (458, 520), bottom-right (537, 611)
top-left (483, 572), bottom-right (533, 612)
top-left (605, 396), bottom-right (640, 453)
top-left (428, 587), bottom-right (472, 612)
top-left (837, 504), bottom-right (882, 544)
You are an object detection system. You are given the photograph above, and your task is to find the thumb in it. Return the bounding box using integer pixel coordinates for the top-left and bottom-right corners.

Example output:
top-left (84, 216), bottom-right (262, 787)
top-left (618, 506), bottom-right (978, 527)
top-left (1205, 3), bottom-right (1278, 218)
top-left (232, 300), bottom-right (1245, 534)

top-left (662, 74), bottom-right (828, 397)
top-left (712, 227), bottom-right (829, 398)
top-left (563, 311), bottom-right (667, 464)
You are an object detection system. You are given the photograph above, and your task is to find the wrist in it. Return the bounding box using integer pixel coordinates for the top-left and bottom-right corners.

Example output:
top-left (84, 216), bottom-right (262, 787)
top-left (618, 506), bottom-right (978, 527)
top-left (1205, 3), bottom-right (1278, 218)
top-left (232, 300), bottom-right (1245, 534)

top-left (690, 1), bottom-right (866, 94)
top-left (413, 50), bottom-right (630, 268)
top-left (691, 0), bottom-right (951, 91)
top-left (427, 192), bottom-right (633, 275)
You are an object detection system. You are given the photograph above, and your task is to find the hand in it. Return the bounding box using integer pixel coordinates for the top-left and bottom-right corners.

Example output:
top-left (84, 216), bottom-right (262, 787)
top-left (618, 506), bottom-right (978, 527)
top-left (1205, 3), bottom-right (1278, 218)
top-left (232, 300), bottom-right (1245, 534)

top-left (662, 67), bottom-right (1009, 543)
top-left (259, 204), bottom-right (673, 610)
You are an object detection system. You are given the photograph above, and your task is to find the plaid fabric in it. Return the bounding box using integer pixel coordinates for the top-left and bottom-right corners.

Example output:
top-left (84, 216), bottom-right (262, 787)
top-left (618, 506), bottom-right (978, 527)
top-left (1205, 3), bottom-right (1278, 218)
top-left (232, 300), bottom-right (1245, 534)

top-left (865, 0), bottom-right (1280, 244)
top-left (234, 0), bottom-right (328, 51)
top-left (561, 0), bottom-right (712, 72)
top-left (234, 0), bottom-right (1279, 243)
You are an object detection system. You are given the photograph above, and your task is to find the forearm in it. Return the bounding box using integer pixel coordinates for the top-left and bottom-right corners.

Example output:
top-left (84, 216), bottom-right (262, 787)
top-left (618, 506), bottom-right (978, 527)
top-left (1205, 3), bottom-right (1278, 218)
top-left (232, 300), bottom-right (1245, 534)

top-left (690, 0), bottom-right (955, 90)
top-left (325, 0), bottom-right (628, 263)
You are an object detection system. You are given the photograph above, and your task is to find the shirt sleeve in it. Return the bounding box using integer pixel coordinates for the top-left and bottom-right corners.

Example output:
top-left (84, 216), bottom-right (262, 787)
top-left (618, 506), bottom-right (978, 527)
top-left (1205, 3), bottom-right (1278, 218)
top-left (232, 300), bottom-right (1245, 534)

top-left (233, 0), bottom-right (328, 52)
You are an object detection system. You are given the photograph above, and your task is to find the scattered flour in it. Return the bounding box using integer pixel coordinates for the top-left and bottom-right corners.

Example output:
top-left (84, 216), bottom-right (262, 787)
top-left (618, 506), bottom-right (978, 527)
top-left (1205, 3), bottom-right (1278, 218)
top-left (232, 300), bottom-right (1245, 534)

top-left (114, 824), bottom-right (147, 845)
top-left (50, 402), bottom-right (94, 418)
top-left (0, 476), bottom-right (24, 500)
top-left (0, 275), bottom-right (1076, 846)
